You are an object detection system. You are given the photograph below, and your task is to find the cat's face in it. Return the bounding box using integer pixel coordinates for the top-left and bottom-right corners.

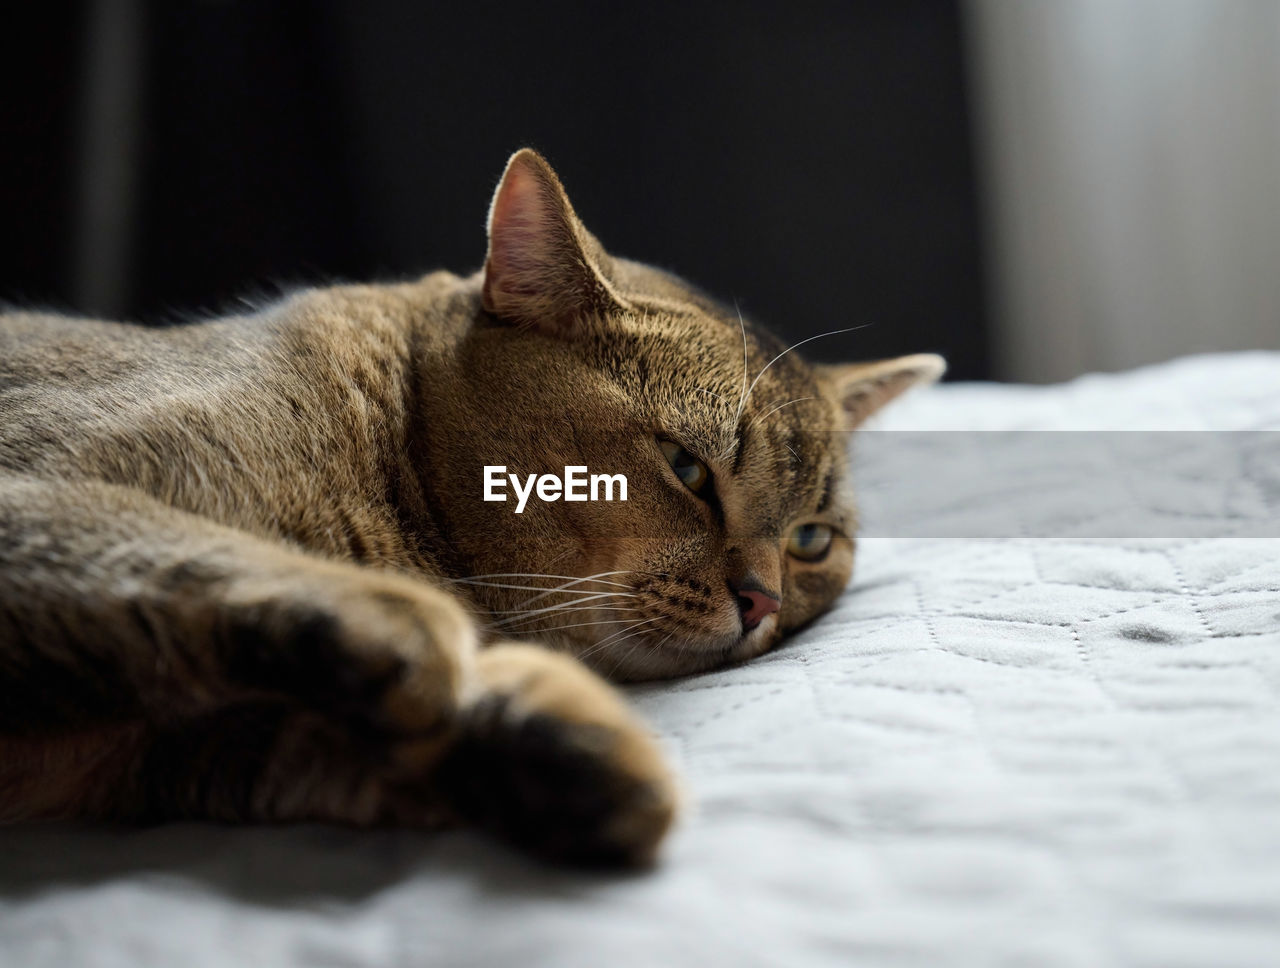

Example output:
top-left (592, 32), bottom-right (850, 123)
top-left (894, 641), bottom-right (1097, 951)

top-left (435, 150), bottom-right (942, 681)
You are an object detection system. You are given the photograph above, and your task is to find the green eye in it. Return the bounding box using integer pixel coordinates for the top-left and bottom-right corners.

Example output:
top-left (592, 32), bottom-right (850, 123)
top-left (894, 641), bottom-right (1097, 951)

top-left (787, 523), bottom-right (834, 561)
top-left (659, 439), bottom-right (711, 495)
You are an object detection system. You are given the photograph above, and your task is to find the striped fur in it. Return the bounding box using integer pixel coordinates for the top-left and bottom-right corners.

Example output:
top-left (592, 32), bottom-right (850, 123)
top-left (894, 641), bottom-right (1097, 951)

top-left (0, 150), bottom-right (940, 863)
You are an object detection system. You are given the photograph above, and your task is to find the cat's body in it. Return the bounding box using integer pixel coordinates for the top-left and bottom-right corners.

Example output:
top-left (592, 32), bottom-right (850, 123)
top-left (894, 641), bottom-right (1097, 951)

top-left (2, 279), bottom-right (461, 571)
top-left (0, 151), bottom-right (942, 863)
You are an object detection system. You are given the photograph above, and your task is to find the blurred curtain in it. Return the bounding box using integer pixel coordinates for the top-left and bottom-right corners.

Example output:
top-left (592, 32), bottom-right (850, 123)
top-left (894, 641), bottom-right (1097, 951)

top-left (966, 0), bottom-right (1280, 383)
top-left (20, 2), bottom-right (989, 376)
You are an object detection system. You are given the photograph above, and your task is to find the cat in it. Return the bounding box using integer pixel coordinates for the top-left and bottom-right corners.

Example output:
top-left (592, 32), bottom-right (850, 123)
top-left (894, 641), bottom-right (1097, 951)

top-left (0, 149), bottom-right (944, 865)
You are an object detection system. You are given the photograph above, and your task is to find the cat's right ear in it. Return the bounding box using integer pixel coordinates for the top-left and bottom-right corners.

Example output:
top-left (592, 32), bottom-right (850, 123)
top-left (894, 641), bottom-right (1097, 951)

top-left (482, 149), bottom-right (628, 335)
top-left (818, 353), bottom-right (946, 430)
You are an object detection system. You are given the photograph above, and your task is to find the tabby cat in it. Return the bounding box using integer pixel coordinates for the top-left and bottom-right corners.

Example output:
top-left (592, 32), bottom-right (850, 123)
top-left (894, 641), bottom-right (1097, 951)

top-left (0, 150), bottom-right (943, 864)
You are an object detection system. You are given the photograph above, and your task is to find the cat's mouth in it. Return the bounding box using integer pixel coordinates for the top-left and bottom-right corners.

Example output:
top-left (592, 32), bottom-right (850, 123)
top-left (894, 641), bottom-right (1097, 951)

top-left (524, 566), bottom-right (779, 678)
top-left (579, 609), bottom-right (778, 680)
top-left (627, 579), bottom-right (744, 643)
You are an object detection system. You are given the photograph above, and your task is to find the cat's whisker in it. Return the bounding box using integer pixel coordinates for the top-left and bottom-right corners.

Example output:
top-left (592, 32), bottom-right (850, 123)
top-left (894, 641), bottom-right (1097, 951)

top-left (606, 625), bottom-right (661, 677)
top-left (456, 572), bottom-right (639, 612)
top-left (481, 592), bottom-right (628, 625)
top-left (514, 570), bottom-right (640, 607)
top-left (623, 629), bottom-right (678, 676)
top-left (458, 581), bottom-right (636, 597)
top-left (488, 602), bottom-right (636, 630)
top-left (578, 619), bottom-right (661, 662)
top-left (746, 395), bottom-right (817, 436)
top-left (585, 617), bottom-right (657, 649)
top-left (487, 600), bottom-right (635, 620)
top-left (597, 617), bottom-right (656, 643)
top-left (449, 572), bottom-right (635, 589)
top-left (736, 324), bottom-right (872, 426)
top-left (732, 301), bottom-right (749, 435)
top-left (609, 620), bottom-right (663, 653)
top-left (543, 548), bottom-right (573, 570)
top-left (640, 631), bottom-right (676, 661)
top-left (487, 592), bottom-right (637, 622)
top-left (506, 616), bottom-right (644, 638)
top-left (489, 609), bottom-right (636, 634)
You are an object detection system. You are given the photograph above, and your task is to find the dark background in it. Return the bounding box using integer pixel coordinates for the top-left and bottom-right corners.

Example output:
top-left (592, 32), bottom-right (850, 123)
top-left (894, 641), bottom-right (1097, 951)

top-left (1, 1), bottom-right (990, 377)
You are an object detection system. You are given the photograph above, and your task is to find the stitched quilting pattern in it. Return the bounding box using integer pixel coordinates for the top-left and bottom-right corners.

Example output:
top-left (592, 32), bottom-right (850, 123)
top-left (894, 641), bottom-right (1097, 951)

top-left (1, 353), bottom-right (1277, 968)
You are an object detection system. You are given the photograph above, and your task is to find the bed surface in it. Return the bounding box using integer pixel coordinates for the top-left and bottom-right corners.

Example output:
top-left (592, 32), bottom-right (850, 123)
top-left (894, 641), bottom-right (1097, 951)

top-left (3, 352), bottom-right (1278, 968)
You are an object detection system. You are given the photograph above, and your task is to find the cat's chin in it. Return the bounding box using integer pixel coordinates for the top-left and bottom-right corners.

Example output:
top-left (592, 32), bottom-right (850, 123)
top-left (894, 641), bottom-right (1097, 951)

top-left (576, 618), bottom-right (780, 682)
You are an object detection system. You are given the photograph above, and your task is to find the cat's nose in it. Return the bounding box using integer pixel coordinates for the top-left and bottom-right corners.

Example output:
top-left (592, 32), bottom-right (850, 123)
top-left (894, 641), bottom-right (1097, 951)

top-left (731, 582), bottom-right (781, 633)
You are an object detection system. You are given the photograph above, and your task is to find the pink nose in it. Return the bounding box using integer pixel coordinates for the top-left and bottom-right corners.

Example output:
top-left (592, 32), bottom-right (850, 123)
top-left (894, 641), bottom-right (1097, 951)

top-left (733, 585), bottom-right (781, 633)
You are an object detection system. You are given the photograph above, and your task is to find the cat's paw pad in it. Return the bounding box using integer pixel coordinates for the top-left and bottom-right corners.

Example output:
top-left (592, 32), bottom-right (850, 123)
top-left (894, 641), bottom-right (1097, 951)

top-left (435, 644), bottom-right (678, 867)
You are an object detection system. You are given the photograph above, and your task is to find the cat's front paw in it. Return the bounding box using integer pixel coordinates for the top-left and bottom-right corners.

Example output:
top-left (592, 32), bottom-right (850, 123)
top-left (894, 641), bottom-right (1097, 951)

top-left (434, 643), bottom-right (679, 866)
top-left (221, 568), bottom-right (476, 745)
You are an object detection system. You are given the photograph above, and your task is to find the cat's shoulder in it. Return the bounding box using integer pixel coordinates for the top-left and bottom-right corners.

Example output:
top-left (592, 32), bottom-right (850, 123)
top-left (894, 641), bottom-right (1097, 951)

top-left (1, 268), bottom-right (479, 358)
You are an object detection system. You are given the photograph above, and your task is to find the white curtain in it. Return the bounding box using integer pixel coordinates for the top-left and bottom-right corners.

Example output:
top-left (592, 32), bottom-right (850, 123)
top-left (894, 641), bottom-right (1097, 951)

top-left (966, 0), bottom-right (1280, 382)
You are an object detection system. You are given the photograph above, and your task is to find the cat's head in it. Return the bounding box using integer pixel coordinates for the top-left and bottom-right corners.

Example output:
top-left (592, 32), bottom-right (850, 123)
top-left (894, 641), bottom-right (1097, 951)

top-left (436, 149), bottom-right (942, 680)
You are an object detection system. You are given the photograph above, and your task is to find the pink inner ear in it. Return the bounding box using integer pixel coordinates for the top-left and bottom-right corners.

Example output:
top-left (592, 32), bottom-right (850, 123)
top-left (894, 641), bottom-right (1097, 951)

top-left (487, 163), bottom-right (559, 297)
top-left (482, 150), bottom-right (624, 328)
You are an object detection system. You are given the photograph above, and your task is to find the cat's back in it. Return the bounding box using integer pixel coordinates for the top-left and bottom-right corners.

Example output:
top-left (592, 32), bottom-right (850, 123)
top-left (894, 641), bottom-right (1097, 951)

top-left (0, 309), bottom-right (260, 395)
top-left (0, 275), bottom-right (473, 543)
top-left (0, 310), bottom-right (261, 470)
top-left (0, 306), bottom-right (254, 430)
top-left (1, 310), bottom-right (156, 387)
top-left (1, 273), bottom-right (470, 405)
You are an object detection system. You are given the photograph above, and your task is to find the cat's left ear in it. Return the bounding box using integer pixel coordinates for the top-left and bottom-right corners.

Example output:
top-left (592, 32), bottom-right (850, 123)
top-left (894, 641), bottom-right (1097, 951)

top-left (482, 148), bottom-right (629, 335)
top-left (818, 353), bottom-right (946, 430)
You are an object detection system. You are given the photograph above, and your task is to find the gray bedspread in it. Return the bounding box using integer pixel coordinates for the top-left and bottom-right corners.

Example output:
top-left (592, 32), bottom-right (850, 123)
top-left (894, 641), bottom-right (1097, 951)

top-left (3, 352), bottom-right (1278, 968)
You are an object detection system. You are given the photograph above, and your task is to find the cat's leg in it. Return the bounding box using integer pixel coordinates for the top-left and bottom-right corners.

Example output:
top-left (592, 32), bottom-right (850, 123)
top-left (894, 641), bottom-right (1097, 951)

top-left (3, 646), bottom-right (678, 864)
top-left (112, 646), bottom-right (679, 865)
top-left (434, 643), bottom-right (679, 865)
top-left (0, 473), bottom-right (473, 741)
top-left (0, 474), bottom-right (677, 863)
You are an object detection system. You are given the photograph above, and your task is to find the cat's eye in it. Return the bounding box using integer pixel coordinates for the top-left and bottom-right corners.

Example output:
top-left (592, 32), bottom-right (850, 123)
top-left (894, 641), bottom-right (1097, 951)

top-left (787, 523), bottom-right (834, 561)
top-left (659, 439), bottom-right (711, 495)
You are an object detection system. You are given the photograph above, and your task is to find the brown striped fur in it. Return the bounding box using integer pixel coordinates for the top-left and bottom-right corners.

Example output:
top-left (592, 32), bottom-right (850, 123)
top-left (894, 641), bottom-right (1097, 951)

top-left (0, 150), bottom-right (942, 864)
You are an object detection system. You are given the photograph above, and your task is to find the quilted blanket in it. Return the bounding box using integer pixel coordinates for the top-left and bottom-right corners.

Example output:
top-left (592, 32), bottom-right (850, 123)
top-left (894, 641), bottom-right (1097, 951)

top-left (2, 352), bottom-right (1278, 968)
